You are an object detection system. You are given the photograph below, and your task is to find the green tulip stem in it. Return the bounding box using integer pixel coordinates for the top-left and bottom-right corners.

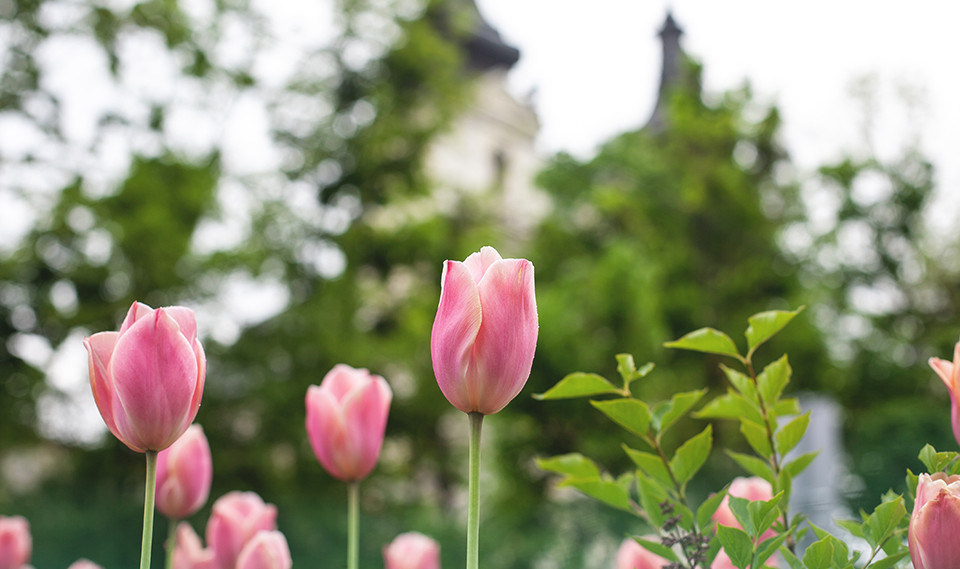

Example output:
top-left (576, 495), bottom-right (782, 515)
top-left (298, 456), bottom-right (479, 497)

top-left (141, 450), bottom-right (158, 569)
top-left (348, 481), bottom-right (360, 569)
top-left (467, 412), bottom-right (484, 569)
top-left (166, 518), bottom-right (177, 569)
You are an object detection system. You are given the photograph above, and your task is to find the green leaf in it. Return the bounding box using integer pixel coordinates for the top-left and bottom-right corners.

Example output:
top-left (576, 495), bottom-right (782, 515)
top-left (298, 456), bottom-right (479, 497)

top-left (632, 538), bottom-right (679, 562)
top-left (653, 389), bottom-right (707, 436)
top-left (740, 419), bottom-right (772, 457)
top-left (801, 538), bottom-right (835, 569)
top-left (784, 451), bottom-right (818, 478)
top-left (834, 519), bottom-right (864, 540)
top-left (747, 491), bottom-right (784, 538)
top-left (695, 391), bottom-right (764, 424)
top-left (697, 487), bottom-right (728, 530)
top-left (716, 525), bottom-right (753, 569)
top-left (775, 412), bottom-right (810, 456)
top-left (533, 372), bottom-right (621, 400)
top-left (721, 364), bottom-right (758, 401)
top-left (559, 476), bottom-right (633, 512)
top-left (866, 551), bottom-right (909, 569)
top-left (615, 353), bottom-right (636, 383)
top-left (780, 548), bottom-right (804, 569)
top-left (773, 397), bottom-right (801, 415)
top-left (756, 533), bottom-right (790, 568)
top-left (727, 496), bottom-right (755, 536)
top-left (918, 444), bottom-right (958, 473)
top-left (669, 425), bottom-right (712, 490)
top-left (726, 450), bottom-right (775, 484)
top-left (664, 327), bottom-right (742, 359)
top-left (864, 496), bottom-right (906, 550)
top-left (591, 398), bottom-right (652, 438)
top-left (637, 475), bottom-right (668, 527)
top-left (624, 446), bottom-right (673, 488)
top-left (536, 453), bottom-right (601, 478)
top-left (745, 307), bottom-right (803, 354)
top-left (757, 355), bottom-right (791, 406)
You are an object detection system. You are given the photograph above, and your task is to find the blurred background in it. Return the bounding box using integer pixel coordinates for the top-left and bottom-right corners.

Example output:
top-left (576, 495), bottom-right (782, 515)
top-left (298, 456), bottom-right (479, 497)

top-left (2, 0), bottom-right (960, 567)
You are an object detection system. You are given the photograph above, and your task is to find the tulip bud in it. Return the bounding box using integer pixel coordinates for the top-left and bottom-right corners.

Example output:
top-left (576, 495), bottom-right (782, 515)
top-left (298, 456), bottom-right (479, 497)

top-left (431, 246), bottom-right (538, 415)
top-left (305, 364), bottom-right (392, 482)
top-left (67, 560), bottom-right (104, 569)
top-left (615, 538), bottom-right (667, 569)
top-left (0, 516), bottom-right (30, 569)
top-left (909, 472), bottom-right (960, 569)
top-left (929, 341), bottom-right (960, 448)
top-left (156, 424), bottom-right (213, 519)
top-left (173, 522), bottom-right (218, 569)
top-left (383, 532), bottom-right (441, 569)
top-left (235, 531), bottom-right (292, 569)
top-left (206, 492), bottom-right (278, 569)
top-left (84, 302), bottom-right (206, 452)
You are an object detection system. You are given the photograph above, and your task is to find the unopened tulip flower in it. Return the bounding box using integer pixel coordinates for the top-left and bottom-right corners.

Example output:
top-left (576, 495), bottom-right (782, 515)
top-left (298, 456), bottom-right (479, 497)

top-left (615, 538), bottom-right (667, 569)
top-left (929, 341), bottom-right (960, 448)
top-left (156, 424), bottom-right (213, 520)
top-left (909, 472), bottom-right (960, 569)
top-left (235, 531), bottom-right (292, 569)
top-left (173, 523), bottom-right (218, 569)
top-left (305, 364), bottom-right (392, 482)
top-left (84, 301), bottom-right (206, 453)
top-left (431, 246), bottom-right (538, 415)
top-left (0, 516), bottom-right (31, 569)
top-left (67, 560), bottom-right (104, 569)
top-left (383, 532), bottom-right (441, 569)
top-left (207, 492), bottom-right (278, 569)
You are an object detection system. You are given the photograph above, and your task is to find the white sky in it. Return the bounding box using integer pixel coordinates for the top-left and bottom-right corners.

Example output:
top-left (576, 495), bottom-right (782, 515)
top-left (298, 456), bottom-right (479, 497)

top-left (478, 0), bottom-right (960, 205)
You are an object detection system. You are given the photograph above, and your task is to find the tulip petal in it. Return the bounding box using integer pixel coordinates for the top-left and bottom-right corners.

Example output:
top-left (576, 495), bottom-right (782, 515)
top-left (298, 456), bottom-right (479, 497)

top-left (432, 261), bottom-right (483, 413)
top-left (164, 306), bottom-right (199, 345)
top-left (322, 364), bottom-right (366, 401)
top-left (110, 309), bottom-right (199, 451)
top-left (343, 376), bottom-right (392, 480)
top-left (463, 246), bottom-right (503, 284)
top-left (471, 258), bottom-right (538, 414)
top-left (84, 332), bottom-right (120, 434)
top-left (305, 385), bottom-right (352, 480)
top-left (119, 301), bottom-right (155, 334)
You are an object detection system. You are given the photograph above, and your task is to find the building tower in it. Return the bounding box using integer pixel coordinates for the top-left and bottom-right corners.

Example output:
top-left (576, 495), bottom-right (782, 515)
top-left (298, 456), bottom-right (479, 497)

top-left (646, 11), bottom-right (691, 133)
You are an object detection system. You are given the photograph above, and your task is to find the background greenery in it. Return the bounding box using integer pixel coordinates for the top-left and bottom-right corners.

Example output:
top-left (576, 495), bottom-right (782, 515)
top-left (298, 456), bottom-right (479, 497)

top-left (1, 0), bottom-right (958, 567)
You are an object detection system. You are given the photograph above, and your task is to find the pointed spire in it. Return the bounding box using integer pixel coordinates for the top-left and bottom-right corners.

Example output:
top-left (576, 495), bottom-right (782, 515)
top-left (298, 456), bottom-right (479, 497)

top-left (449, 0), bottom-right (520, 71)
top-left (646, 11), bottom-right (688, 132)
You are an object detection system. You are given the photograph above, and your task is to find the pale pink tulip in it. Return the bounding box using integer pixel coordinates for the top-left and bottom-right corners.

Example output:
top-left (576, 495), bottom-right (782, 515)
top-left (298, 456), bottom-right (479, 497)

top-left (206, 492), bottom-right (278, 569)
top-left (173, 523), bottom-right (218, 569)
top-left (710, 549), bottom-right (735, 569)
top-left (909, 472), bottom-right (960, 569)
top-left (67, 560), bottom-right (105, 569)
top-left (383, 532), bottom-right (441, 569)
top-left (84, 301), bottom-right (206, 452)
top-left (713, 477), bottom-right (774, 531)
top-left (614, 538), bottom-right (667, 569)
top-left (235, 531), bottom-right (292, 569)
top-left (0, 516), bottom-right (30, 569)
top-left (156, 424), bottom-right (213, 519)
top-left (430, 246), bottom-right (538, 415)
top-left (305, 364), bottom-right (392, 482)
top-left (929, 341), bottom-right (960, 447)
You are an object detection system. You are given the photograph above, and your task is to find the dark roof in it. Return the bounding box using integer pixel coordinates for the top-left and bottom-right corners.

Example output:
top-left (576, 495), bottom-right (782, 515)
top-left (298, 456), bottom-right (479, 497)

top-left (453, 0), bottom-right (521, 71)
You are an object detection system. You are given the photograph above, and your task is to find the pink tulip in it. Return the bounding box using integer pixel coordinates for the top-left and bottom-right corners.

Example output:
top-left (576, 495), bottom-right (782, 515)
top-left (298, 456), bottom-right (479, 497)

top-left (68, 560), bottom-right (105, 569)
top-left (614, 538), bottom-right (667, 569)
top-left (383, 532), bottom-right (441, 569)
top-left (713, 476), bottom-right (774, 531)
top-left (0, 516), bottom-right (30, 569)
top-left (430, 246), bottom-right (538, 415)
top-left (710, 549), bottom-right (736, 569)
top-left (156, 424), bottom-right (213, 519)
top-left (305, 364), bottom-right (392, 482)
top-left (235, 531), bottom-right (292, 569)
top-left (206, 492), bottom-right (278, 569)
top-left (909, 472), bottom-right (960, 569)
top-left (173, 523), bottom-right (219, 569)
top-left (84, 301), bottom-right (206, 452)
top-left (929, 341), bottom-right (960, 447)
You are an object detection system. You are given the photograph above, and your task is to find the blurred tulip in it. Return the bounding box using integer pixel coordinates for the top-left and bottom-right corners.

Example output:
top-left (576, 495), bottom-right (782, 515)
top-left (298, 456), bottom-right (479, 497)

top-left (383, 532), bottom-right (441, 569)
top-left (305, 364), bottom-right (392, 482)
top-left (235, 531), bottom-right (291, 569)
top-left (206, 492), bottom-right (278, 569)
top-left (614, 538), bottom-right (667, 569)
top-left (173, 523), bottom-right (218, 569)
top-left (84, 301), bottom-right (206, 452)
top-left (156, 424), bottom-right (213, 519)
top-left (710, 549), bottom-right (735, 569)
top-left (68, 560), bottom-right (104, 569)
top-left (929, 341), bottom-right (960, 447)
top-left (713, 476), bottom-right (774, 531)
top-left (430, 246), bottom-right (538, 415)
top-left (909, 472), bottom-right (960, 569)
top-left (0, 516), bottom-right (30, 569)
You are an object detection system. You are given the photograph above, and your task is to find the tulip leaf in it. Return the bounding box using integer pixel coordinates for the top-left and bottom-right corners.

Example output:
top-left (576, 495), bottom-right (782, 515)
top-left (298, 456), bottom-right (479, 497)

top-left (632, 538), bottom-right (679, 563)
top-left (623, 445), bottom-right (673, 489)
top-left (669, 425), bottom-right (712, 491)
top-left (757, 355), bottom-right (791, 406)
top-left (775, 412), bottom-right (810, 456)
top-left (725, 450), bottom-right (775, 484)
top-left (534, 373), bottom-right (621, 400)
top-left (695, 391), bottom-right (763, 424)
top-left (740, 419), bottom-right (772, 457)
top-left (536, 453), bottom-right (601, 479)
top-left (696, 486), bottom-right (728, 530)
top-left (591, 398), bottom-right (652, 438)
top-left (716, 525), bottom-right (753, 569)
top-left (653, 389), bottom-right (707, 437)
top-left (744, 307), bottom-right (804, 354)
top-left (664, 327), bottom-right (743, 359)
